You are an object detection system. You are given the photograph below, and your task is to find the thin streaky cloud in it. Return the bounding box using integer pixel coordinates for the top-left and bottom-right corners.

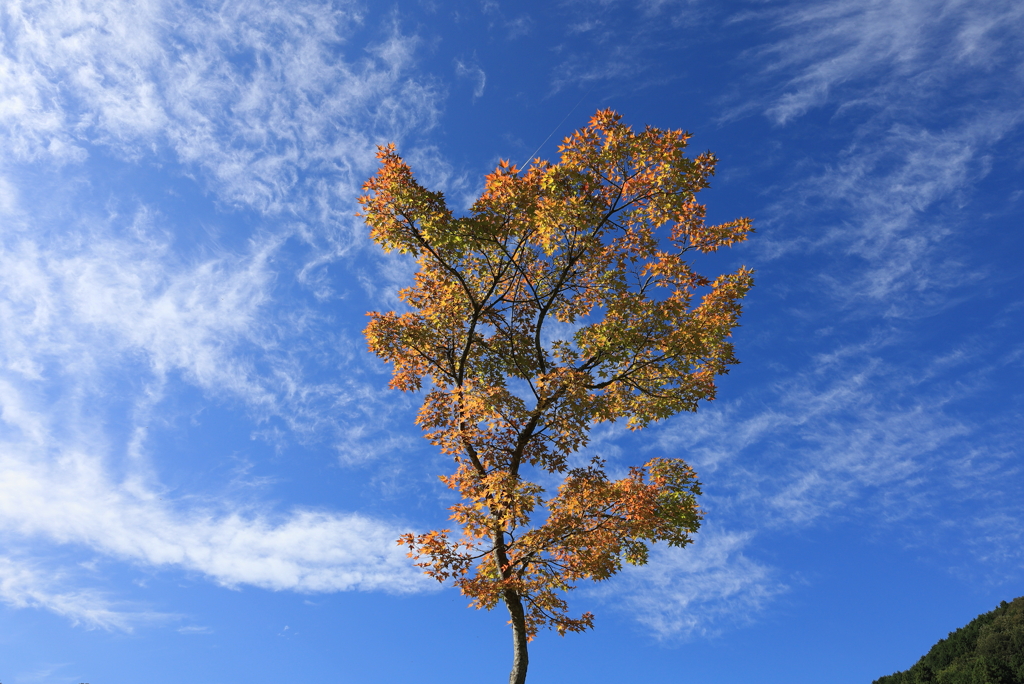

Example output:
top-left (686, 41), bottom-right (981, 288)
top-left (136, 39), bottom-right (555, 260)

top-left (0, 555), bottom-right (169, 630)
top-left (652, 334), bottom-right (1021, 538)
top-left (0, 206), bottom-right (434, 600)
top-left (762, 110), bottom-right (1022, 315)
top-left (0, 209), bottom-right (278, 407)
top-left (0, 192), bottom-right (414, 448)
top-left (455, 56), bottom-right (486, 99)
top-left (1, 0), bottom-right (441, 242)
top-left (610, 329), bottom-right (1021, 636)
top-left (0, 424), bottom-right (433, 594)
top-left (730, 0), bottom-right (1024, 319)
top-left (597, 527), bottom-right (783, 640)
top-left (745, 0), bottom-right (1024, 125)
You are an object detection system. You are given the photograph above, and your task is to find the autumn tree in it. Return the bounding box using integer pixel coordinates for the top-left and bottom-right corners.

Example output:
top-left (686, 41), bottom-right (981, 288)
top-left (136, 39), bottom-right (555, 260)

top-left (360, 109), bottom-right (754, 684)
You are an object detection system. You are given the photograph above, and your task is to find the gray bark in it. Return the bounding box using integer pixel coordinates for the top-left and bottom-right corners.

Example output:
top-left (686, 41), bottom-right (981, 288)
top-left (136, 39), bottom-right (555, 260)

top-left (504, 589), bottom-right (529, 684)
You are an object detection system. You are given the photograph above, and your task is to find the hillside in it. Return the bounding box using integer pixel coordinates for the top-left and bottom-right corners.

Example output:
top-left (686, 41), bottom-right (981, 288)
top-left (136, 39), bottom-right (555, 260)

top-left (873, 596), bottom-right (1024, 684)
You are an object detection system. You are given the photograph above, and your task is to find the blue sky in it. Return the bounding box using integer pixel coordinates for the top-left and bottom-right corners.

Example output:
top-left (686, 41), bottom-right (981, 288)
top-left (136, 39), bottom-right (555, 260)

top-left (0, 0), bottom-right (1021, 682)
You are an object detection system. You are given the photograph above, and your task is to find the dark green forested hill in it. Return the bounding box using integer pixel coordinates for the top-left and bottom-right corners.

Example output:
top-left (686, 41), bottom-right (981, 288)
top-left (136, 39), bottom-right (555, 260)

top-left (873, 596), bottom-right (1024, 684)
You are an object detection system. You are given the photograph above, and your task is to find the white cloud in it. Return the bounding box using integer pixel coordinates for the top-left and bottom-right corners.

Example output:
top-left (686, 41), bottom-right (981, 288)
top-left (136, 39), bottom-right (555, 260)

top-left (0, 0), bottom-right (461, 538)
top-left (0, 206), bottom-right (278, 405)
top-left (0, 390), bottom-right (432, 595)
top-left (0, 191), bottom-right (421, 453)
top-left (651, 331), bottom-right (1022, 540)
top-left (0, 0), bottom-right (447, 459)
top-left (764, 112), bottom-right (1020, 313)
top-left (0, 194), bottom-right (432, 615)
top-left (749, 0), bottom-right (1024, 125)
top-left (455, 56), bottom-right (486, 99)
top-left (733, 0), bottom-right (1024, 314)
top-left (0, 213), bottom-right (433, 602)
top-left (0, 555), bottom-right (166, 630)
top-left (0, 0), bottom-right (441, 235)
top-left (609, 332), bottom-right (1022, 636)
top-left (598, 528), bottom-right (782, 639)
top-left (691, 1), bottom-right (1024, 567)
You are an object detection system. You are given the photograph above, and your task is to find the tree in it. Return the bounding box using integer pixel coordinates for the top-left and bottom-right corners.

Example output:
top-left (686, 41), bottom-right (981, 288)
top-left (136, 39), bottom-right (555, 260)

top-left (873, 597), bottom-right (1024, 684)
top-left (360, 109), bottom-right (754, 684)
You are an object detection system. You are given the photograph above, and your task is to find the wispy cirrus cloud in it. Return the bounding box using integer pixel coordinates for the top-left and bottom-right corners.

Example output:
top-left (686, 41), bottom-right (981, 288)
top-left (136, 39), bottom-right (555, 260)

top-left (613, 310), bottom-right (1023, 637)
top-left (0, 0), bottom-right (448, 624)
top-left (0, 555), bottom-right (170, 630)
top-left (710, 3), bottom-right (1004, 249)
top-left (0, 201), bottom-right (281, 412)
top-left (651, 329), bottom-right (1024, 546)
top-left (724, 0), bottom-right (1024, 319)
top-left (0, 0), bottom-right (444, 445)
top-left (454, 56), bottom-right (486, 100)
top-left (598, 527), bottom-right (783, 639)
top-left (711, 0), bottom-right (1024, 550)
top-left (0, 202), bottom-right (433, 602)
top-left (744, 0), bottom-right (1024, 126)
top-left (0, 470), bottom-right (429, 595)
top-left (0, 379), bottom-right (432, 597)
top-left (804, 117), bottom-right (1017, 308)
top-left (754, 117), bottom-right (1021, 320)
top-left (669, 9), bottom-right (1024, 624)
top-left (0, 0), bottom-right (441, 236)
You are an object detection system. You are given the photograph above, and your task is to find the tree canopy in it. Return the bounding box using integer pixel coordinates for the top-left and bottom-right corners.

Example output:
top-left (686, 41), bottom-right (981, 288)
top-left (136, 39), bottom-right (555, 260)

top-left (360, 109), bottom-right (754, 683)
top-left (873, 596), bottom-right (1024, 684)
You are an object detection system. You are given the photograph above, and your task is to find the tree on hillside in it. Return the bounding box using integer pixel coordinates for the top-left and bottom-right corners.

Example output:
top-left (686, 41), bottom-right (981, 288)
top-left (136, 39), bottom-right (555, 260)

top-left (873, 596), bottom-right (1024, 684)
top-left (360, 109), bottom-right (754, 684)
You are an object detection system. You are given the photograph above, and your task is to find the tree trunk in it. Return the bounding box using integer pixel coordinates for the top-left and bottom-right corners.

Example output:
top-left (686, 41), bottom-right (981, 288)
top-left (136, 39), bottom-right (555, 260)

top-left (504, 589), bottom-right (529, 684)
top-left (492, 485), bottom-right (529, 684)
